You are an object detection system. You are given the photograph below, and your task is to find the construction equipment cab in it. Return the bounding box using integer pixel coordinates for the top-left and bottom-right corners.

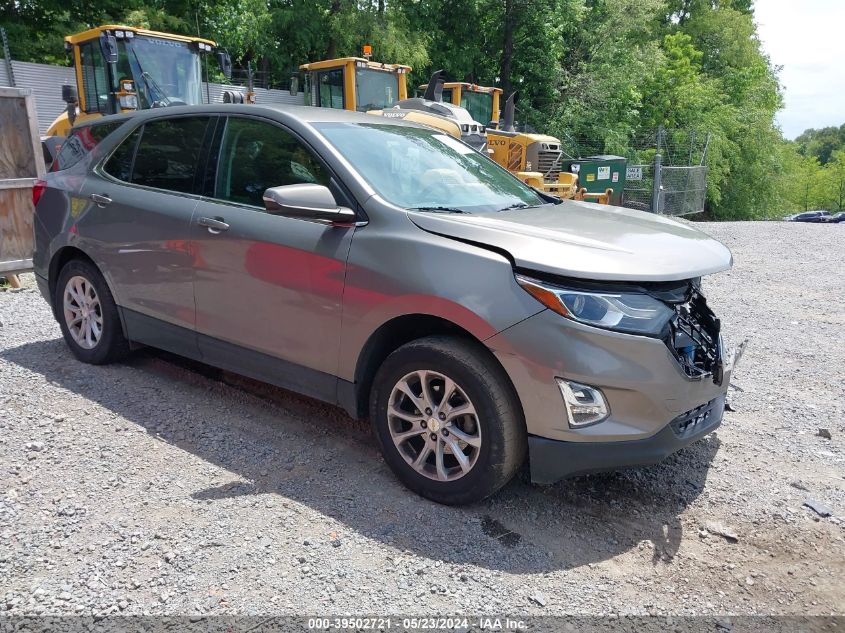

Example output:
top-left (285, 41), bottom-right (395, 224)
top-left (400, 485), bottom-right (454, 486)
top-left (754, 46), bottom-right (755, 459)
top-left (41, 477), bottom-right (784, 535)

top-left (421, 82), bottom-right (502, 127)
top-left (47, 25), bottom-right (231, 138)
top-left (300, 56), bottom-right (485, 150)
top-left (299, 56), bottom-right (410, 112)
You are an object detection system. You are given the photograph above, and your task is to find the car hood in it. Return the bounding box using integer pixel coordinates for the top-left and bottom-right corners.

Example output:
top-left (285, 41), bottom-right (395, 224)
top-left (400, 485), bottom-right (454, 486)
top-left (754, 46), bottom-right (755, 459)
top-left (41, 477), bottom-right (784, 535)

top-left (407, 200), bottom-right (732, 282)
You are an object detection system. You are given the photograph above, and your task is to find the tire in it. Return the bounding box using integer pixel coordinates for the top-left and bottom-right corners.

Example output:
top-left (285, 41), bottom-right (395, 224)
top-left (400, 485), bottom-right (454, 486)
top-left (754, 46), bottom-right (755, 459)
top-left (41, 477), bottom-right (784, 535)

top-left (369, 335), bottom-right (526, 505)
top-left (55, 258), bottom-right (130, 365)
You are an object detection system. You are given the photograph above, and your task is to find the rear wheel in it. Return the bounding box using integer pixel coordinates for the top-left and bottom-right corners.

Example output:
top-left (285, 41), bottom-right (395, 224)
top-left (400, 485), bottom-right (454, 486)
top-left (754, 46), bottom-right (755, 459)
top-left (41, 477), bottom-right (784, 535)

top-left (370, 336), bottom-right (526, 505)
top-left (55, 259), bottom-right (130, 365)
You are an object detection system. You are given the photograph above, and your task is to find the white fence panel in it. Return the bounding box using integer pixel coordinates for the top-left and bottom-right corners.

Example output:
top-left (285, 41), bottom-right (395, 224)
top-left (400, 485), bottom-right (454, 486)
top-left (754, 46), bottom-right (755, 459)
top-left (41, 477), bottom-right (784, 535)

top-left (8, 61), bottom-right (75, 134)
top-left (0, 59), bottom-right (305, 135)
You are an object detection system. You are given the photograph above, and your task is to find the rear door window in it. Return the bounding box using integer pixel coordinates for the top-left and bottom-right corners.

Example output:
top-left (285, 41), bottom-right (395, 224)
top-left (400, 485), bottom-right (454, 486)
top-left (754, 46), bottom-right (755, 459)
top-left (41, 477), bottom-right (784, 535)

top-left (117, 117), bottom-right (211, 194)
top-left (52, 120), bottom-right (123, 171)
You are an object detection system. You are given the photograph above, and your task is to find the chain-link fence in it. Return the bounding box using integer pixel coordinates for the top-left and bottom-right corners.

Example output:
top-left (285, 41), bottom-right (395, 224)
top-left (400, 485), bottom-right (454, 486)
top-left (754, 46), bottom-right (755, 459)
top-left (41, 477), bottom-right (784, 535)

top-left (226, 67), bottom-right (303, 92)
top-left (619, 164), bottom-right (653, 212)
top-left (617, 128), bottom-right (710, 216)
top-left (622, 163), bottom-right (708, 216)
top-left (547, 126), bottom-right (710, 215)
top-left (659, 166), bottom-right (708, 216)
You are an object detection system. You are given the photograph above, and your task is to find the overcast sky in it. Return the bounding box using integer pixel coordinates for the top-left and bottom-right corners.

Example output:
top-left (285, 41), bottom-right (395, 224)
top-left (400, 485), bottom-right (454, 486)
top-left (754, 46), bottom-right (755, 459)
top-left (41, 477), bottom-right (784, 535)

top-left (754, 0), bottom-right (845, 139)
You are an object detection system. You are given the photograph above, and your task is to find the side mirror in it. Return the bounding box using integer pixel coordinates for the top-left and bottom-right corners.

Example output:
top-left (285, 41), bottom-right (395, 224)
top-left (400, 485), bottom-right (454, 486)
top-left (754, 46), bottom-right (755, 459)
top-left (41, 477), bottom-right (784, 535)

top-left (61, 84), bottom-right (78, 104)
top-left (262, 184), bottom-right (356, 225)
top-left (61, 84), bottom-right (78, 124)
top-left (99, 34), bottom-right (119, 65)
top-left (216, 50), bottom-right (232, 80)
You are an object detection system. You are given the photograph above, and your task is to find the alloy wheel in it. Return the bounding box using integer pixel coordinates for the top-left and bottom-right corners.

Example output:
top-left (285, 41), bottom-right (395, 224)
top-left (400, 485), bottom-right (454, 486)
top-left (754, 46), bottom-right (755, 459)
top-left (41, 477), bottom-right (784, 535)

top-left (63, 275), bottom-right (103, 350)
top-left (387, 370), bottom-right (482, 481)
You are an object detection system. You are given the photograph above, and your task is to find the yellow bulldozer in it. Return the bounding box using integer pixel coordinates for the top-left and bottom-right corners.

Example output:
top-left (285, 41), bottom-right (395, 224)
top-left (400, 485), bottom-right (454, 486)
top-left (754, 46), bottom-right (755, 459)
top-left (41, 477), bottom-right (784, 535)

top-left (46, 25), bottom-right (231, 139)
top-left (299, 56), bottom-right (488, 152)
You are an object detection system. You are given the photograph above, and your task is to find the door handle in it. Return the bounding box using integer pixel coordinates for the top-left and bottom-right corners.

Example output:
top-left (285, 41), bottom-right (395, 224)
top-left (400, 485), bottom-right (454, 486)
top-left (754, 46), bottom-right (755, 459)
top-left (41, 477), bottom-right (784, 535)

top-left (90, 193), bottom-right (112, 207)
top-left (197, 216), bottom-right (230, 234)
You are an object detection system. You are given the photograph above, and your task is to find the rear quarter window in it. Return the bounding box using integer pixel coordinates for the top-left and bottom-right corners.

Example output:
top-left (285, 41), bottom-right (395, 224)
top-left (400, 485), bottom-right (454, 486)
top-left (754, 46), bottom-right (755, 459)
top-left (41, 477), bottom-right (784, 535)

top-left (52, 120), bottom-right (123, 171)
top-left (102, 127), bottom-right (142, 182)
top-left (101, 116), bottom-right (210, 195)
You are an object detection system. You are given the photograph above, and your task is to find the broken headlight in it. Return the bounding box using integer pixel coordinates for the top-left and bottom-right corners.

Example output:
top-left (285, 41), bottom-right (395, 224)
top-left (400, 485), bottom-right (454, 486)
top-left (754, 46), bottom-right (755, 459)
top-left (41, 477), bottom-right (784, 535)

top-left (515, 274), bottom-right (674, 336)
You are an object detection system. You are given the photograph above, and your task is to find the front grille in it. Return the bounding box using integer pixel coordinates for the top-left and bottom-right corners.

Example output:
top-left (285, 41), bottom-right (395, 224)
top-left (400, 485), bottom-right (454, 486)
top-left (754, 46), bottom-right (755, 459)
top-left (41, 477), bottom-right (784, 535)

top-left (666, 289), bottom-right (722, 384)
top-left (670, 398), bottom-right (720, 438)
top-left (537, 149), bottom-right (562, 181)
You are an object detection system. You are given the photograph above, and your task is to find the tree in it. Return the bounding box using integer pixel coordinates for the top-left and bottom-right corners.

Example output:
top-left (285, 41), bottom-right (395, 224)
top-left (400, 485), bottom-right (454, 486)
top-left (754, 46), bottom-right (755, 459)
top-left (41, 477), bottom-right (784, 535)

top-left (0, 0), bottom-right (821, 220)
top-left (823, 150), bottom-right (845, 211)
top-left (795, 125), bottom-right (845, 166)
top-left (787, 153), bottom-right (826, 213)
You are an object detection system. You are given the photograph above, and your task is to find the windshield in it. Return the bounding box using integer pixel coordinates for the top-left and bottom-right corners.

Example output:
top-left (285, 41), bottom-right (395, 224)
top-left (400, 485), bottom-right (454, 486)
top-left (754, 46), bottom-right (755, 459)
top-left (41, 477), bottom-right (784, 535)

top-left (461, 91), bottom-right (494, 125)
top-left (119, 36), bottom-right (202, 106)
top-left (315, 122), bottom-right (544, 213)
top-left (355, 68), bottom-right (399, 111)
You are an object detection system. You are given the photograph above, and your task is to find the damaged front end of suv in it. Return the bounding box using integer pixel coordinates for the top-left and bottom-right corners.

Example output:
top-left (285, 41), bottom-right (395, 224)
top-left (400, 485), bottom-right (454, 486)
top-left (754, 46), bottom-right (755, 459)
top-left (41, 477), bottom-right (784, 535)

top-left (406, 201), bottom-right (745, 485)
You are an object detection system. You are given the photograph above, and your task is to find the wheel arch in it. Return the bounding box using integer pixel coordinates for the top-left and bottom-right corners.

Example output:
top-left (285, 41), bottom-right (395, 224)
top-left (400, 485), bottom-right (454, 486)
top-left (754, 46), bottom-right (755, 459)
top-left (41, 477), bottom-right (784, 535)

top-left (349, 313), bottom-right (523, 421)
top-left (49, 246), bottom-right (128, 339)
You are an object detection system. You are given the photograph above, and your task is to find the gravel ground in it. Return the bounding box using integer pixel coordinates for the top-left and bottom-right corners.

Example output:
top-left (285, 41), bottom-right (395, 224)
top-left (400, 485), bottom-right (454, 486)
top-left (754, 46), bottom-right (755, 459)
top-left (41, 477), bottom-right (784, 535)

top-left (0, 221), bottom-right (843, 618)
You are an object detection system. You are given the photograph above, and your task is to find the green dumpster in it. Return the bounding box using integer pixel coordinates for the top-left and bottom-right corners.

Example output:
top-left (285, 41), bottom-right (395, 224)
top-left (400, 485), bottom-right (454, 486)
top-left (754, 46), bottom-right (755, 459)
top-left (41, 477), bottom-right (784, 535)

top-left (560, 155), bottom-right (627, 205)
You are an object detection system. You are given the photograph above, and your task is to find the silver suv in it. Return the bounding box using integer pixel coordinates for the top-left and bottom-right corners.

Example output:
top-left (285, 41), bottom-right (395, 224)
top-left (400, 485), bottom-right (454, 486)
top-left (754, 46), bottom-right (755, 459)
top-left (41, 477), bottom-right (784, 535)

top-left (33, 104), bottom-right (740, 505)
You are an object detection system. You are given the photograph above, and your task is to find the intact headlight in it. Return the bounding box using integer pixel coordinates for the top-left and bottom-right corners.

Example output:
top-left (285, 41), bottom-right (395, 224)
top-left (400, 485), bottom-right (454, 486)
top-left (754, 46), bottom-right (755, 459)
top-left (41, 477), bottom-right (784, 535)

top-left (515, 274), bottom-right (674, 336)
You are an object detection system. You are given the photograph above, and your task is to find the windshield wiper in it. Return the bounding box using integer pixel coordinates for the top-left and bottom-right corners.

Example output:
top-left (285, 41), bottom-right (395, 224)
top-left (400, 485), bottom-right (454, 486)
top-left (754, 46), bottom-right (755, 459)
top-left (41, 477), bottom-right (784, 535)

top-left (142, 72), bottom-right (172, 106)
top-left (497, 202), bottom-right (538, 211)
top-left (409, 206), bottom-right (469, 214)
top-left (130, 48), bottom-right (171, 106)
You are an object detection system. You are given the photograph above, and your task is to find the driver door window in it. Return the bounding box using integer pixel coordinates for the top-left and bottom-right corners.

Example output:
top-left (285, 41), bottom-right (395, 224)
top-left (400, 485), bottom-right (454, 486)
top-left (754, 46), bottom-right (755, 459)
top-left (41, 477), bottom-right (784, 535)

top-left (214, 117), bottom-right (330, 207)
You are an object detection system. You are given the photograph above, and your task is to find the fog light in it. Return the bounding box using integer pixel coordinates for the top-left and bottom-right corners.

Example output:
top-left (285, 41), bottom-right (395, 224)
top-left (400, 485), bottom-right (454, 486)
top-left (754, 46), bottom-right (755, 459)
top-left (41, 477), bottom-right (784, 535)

top-left (555, 379), bottom-right (609, 428)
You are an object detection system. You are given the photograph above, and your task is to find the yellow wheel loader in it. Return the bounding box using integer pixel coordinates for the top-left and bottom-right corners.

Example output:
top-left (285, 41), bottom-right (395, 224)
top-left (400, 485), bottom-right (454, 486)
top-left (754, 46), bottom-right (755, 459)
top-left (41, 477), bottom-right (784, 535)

top-left (300, 56), bottom-right (487, 152)
top-left (487, 92), bottom-right (579, 198)
top-left (420, 81), bottom-right (502, 127)
top-left (46, 25), bottom-right (231, 139)
top-left (415, 82), bottom-right (576, 198)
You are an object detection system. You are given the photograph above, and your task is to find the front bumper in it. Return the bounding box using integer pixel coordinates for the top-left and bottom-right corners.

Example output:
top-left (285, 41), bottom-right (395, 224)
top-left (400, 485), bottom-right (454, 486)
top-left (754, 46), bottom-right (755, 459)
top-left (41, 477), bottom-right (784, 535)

top-left (485, 308), bottom-right (742, 483)
top-left (528, 394), bottom-right (725, 484)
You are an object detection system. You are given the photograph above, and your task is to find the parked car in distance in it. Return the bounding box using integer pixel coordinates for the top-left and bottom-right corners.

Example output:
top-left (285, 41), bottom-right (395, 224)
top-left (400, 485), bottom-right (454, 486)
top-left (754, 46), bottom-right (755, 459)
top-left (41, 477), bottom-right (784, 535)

top-left (33, 104), bottom-right (741, 505)
top-left (819, 211), bottom-right (845, 223)
top-left (783, 210), bottom-right (830, 222)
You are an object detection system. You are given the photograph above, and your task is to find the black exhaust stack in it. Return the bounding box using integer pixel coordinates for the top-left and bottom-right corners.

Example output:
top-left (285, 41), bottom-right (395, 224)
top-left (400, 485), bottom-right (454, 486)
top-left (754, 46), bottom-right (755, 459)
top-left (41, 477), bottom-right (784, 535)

top-left (423, 70), bottom-right (446, 102)
top-left (502, 91), bottom-right (517, 132)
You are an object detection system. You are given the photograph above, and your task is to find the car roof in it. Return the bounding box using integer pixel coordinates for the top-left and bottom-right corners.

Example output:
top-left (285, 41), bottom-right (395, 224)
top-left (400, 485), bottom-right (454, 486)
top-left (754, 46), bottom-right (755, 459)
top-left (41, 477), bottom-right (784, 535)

top-left (76, 103), bottom-right (426, 129)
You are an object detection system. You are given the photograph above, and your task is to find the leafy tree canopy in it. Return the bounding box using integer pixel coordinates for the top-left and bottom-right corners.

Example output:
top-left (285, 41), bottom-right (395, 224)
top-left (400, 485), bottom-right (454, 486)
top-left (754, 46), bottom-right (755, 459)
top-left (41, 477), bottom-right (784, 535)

top-left (0, 0), bottom-right (837, 217)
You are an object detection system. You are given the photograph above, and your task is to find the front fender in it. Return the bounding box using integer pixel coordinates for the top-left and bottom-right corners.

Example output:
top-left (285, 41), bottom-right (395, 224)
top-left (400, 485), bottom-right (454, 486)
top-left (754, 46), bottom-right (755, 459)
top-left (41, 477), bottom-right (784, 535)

top-left (337, 213), bottom-right (543, 381)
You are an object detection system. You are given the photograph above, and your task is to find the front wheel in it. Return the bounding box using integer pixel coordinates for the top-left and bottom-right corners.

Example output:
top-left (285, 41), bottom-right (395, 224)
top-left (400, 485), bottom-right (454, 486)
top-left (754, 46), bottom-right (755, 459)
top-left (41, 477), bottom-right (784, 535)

top-left (370, 336), bottom-right (526, 505)
top-left (55, 259), bottom-right (130, 365)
